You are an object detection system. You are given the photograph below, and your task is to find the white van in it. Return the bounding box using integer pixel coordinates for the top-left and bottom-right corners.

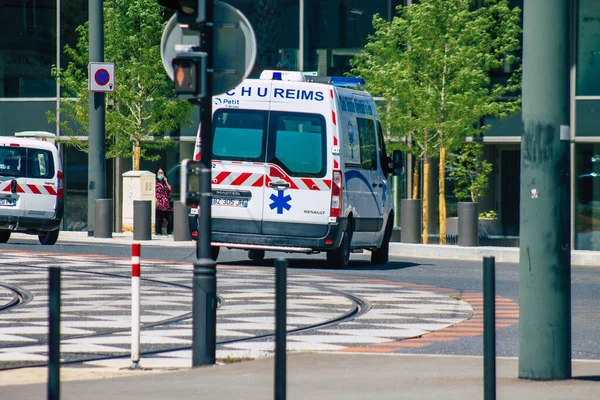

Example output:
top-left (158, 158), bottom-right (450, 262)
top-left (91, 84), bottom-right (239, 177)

top-left (190, 70), bottom-right (402, 267)
top-left (0, 137), bottom-right (64, 244)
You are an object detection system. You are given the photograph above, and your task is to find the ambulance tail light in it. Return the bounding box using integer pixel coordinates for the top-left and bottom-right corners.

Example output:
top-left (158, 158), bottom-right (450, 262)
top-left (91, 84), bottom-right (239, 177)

top-left (330, 170), bottom-right (342, 218)
top-left (57, 171), bottom-right (64, 198)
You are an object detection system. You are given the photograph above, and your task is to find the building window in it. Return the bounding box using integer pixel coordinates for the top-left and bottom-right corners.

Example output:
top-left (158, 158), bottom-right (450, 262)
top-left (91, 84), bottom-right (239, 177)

top-left (577, 0), bottom-right (600, 96)
top-left (0, 0), bottom-right (58, 98)
top-left (575, 143), bottom-right (600, 250)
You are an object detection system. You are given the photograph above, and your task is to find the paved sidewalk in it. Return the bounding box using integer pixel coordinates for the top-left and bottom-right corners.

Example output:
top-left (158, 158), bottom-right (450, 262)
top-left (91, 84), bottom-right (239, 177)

top-left (8, 231), bottom-right (600, 266)
top-left (2, 353), bottom-right (600, 399)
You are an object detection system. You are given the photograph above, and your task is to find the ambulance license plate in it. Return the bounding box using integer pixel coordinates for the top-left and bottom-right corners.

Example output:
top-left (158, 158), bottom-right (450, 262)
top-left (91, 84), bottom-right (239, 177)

top-left (212, 197), bottom-right (248, 207)
top-left (0, 198), bottom-right (16, 207)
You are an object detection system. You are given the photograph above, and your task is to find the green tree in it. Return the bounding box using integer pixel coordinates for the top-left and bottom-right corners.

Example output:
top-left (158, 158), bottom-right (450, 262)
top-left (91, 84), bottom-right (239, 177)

top-left (48, 0), bottom-right (193, 170)
top-left (448, 142), bottom-right (493, 202)
top-left (350, 0), bottom-right (521, 244)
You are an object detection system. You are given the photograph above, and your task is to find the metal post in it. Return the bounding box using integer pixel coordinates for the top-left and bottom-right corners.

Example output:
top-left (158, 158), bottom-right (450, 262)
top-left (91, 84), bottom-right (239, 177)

top-left (191, 0), bottom-right (216, 367)
top-left (192, 260), bottom-right (216, 366)
top-left (298, 0), bottom-right (304, 71)
top-left (275, 258), bottom-right (287, 400)
top-left (519, 0), bottom-right (571, 380)
top-left (131, 243), bottom-right (141, 368)
top-left (483, 257), bottom-right (496, 400)
top-left (48, 267), bottom-right (61, 400)
top-left (87, 0), bottom-right (106, 236)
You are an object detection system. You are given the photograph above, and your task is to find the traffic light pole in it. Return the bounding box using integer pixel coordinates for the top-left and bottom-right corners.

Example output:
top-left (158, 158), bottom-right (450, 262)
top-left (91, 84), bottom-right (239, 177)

top-left (519, 0), bottom-right (571, 380)
top-left (191, 0), bottom-right (217, 367)
top-left (87, 0), bottom-right (106, 236)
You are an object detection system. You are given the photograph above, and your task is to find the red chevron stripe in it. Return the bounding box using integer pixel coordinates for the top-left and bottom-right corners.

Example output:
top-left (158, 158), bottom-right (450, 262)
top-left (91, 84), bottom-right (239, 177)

top-left (231, 172), bottom-right (252, 186)
top-left (27, 184), bottom-right (42, 194)
top-left (213, 171), bottom-right (231, 184)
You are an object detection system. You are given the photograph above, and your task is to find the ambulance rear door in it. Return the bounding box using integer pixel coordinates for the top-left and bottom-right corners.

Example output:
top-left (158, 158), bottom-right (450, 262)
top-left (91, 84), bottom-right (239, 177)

top-left (261, 81), bottom-right (332, 238)
top-left (210, 80), bottom-right (272, 236)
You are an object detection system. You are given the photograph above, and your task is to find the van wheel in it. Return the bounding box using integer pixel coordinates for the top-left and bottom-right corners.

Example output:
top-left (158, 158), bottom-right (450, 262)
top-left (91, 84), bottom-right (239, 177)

top-left (371, 218), bottom-right (393, 265)
top-left (327, 227), bottom-right (351, 268)
top-left (248, 249), bottom-right (265, 261)
top-left (211, 246), bottom-right (220, 262)
top-left (38, 229), bottom-right (59, 246)
top-left (0, 231), bottom-right (11, 243)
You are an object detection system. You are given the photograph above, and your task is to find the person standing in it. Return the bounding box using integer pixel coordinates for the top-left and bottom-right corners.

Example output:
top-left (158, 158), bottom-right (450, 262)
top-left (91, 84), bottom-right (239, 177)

top-left (155, 167), bottom-right (173, 235)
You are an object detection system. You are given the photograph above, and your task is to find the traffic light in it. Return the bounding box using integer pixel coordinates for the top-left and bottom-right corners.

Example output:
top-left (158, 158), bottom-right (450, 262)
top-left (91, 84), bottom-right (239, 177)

top-left (157, 0), bottom-right (205, 25)
top-left (173, 54), bottom-right (206, 99)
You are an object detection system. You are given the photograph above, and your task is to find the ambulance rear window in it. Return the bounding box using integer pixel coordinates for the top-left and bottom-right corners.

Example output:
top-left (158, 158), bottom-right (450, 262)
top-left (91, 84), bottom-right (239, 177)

top-left (269, 112), bottom-right (326, 178)
top-left (213, 110), bottom-right (266, 161)
top-left (0, 147), bottom-right (54, 178)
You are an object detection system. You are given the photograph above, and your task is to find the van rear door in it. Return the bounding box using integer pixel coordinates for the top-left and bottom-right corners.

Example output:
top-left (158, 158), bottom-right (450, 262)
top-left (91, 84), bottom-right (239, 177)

top-left (210, 108), bottom-right (269, 236)
top-left (23, 147), bottom-right (59, 219)
top-left (262, 108), bottom-right (331, 237)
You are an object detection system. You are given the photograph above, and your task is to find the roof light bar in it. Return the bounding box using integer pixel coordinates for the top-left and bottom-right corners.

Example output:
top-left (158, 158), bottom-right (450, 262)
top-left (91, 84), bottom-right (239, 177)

top-left (304, 76), bottom-right (365, 87)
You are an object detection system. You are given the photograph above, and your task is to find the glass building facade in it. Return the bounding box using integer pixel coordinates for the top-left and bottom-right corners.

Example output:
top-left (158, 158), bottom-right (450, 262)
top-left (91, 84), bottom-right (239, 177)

top-left (0, 0), bottom-right (598, 250)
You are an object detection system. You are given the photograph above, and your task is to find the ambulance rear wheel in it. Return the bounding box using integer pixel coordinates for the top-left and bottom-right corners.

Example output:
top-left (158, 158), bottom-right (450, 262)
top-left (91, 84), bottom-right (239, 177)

top-left (371, 217), bottom-right (392, 265)
top-left (0, 231), bottom-right (11, 243)
top-left (327, 228), bottom-right (350, 268)
top-left (38, 229), bottom-right (59, 246)
top-left (248, 249), bottom-right (265, 261)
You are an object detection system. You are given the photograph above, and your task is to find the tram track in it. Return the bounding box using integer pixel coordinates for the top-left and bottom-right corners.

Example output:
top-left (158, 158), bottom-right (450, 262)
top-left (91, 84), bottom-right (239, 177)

top-left (0, 262), bottom-right (371, 371)
top-left (0, 283), bottom-right (32, 312)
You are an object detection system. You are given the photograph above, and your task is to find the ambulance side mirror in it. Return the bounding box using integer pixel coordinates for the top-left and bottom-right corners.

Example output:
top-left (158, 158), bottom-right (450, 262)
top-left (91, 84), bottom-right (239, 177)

top-left (391, 150), bottom-right (404, 176)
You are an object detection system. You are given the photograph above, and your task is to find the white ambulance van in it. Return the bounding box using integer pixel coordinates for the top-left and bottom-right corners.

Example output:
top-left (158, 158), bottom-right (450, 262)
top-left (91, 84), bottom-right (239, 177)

top-left (0, 137), bottom-right (64, 245)
top-left (190, 70), bottom-right (402, 267)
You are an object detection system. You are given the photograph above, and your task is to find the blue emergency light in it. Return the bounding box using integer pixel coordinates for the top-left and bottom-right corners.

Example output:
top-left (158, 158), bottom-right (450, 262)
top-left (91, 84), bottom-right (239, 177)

top-left (304, 76), bottom-right (365, 87)
top-left (329, 77), bottom-right (366, 87)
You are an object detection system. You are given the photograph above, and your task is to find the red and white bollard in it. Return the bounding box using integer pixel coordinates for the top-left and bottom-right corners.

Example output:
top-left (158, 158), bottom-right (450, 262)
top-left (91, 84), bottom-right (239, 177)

top-left (131, 243), bottom-right (141, 368)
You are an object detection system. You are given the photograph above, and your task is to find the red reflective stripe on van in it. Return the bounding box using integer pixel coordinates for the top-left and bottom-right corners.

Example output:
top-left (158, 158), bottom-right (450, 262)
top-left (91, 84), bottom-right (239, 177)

top-left (251, 176), bottom-right (264, 187)
top-left (331, 111), bottom-right (337, 126)
top-left (231, 172), bottom-right (252, 186)
top-left (213, 171), bottom-right (231, 184)
top-left (16, 185), bottom-right (25, 193)
top-left (333, 136), bottom-right (338, 146)
top-left (44, 185), bottom-right (57, 195)
top-left (27, 184), bottom-right (42, 194)
top-left (301, 178), bottom-right (319, 190)
top-left (334, 159), bottom-right (339, 169)
top-left (323, 180), bottom-right (332, 189)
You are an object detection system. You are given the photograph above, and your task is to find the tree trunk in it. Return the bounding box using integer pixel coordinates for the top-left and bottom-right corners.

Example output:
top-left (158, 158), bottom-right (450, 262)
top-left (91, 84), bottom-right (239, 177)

top-left (439, 147), bottom-right (447, 245)
top-left (412, 157), bottom-right (420, 200)
top-left (422, 155), bottom-right (430, 244)
top-left (133, 141), bottom-right (141, 171)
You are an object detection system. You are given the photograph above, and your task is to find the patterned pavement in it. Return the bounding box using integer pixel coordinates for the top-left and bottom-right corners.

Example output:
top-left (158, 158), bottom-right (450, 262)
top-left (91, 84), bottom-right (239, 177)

top-left (0, 251), bottom-right (499, 369)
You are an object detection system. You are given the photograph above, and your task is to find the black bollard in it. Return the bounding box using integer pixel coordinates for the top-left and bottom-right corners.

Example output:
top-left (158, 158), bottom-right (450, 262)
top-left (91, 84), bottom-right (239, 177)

top-left (48, 267), bottom-right (61, 400)
top-left (192, 259), bottom-right (217, 366)
top-left (275, 258), bottom-right (287, 400)
top-left (174, 201), bottom-right (192, 241)
top-left (94, 199), bottom-right (113, 238)
top-left (483, 256), bottom-right (496, 400)
top-left (133, 200), bottom-right (152, 240)
top-left (401, 199), bottom-right (422, 243)
top-left (458, 202), bottom-right (479, 246)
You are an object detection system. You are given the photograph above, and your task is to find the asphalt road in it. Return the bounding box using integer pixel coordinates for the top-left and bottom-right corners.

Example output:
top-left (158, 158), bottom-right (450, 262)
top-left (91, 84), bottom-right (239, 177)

top-left (1, 238), bottom-right (598, 360)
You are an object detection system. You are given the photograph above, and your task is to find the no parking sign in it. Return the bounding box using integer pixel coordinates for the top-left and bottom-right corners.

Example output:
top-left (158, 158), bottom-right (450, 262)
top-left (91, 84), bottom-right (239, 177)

top-left (88, 62), bottom-right (115, 92)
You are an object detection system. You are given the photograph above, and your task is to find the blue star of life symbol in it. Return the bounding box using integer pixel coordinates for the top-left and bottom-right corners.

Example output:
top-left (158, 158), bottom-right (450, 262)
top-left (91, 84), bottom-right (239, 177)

top-left (269, 191), bottom-right (292, 214)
